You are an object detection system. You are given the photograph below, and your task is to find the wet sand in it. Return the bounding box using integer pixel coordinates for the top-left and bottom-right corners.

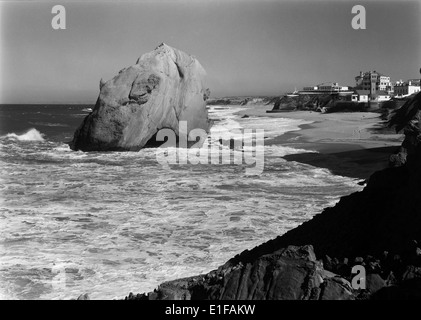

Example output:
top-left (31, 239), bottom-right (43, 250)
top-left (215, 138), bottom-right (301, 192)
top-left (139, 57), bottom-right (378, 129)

top-left (236, 105), bottom-right (404, 179)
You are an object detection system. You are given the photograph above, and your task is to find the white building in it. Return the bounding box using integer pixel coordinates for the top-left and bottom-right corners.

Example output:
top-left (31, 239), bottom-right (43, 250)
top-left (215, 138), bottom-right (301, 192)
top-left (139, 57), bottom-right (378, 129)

top-left (318, 82), bottom-right (346, 91)
top-left (352, 90), bottom-right (369, 102)
top-left (302, 82), bottom-right (349, 93)
top-left (377, 91), bottom-right (392, 101)
top-left (394, 79), bottom-right (421, 97)
top-left (303, 86), bottom-right (318, 91)
top-left (355, 71), bottom-right (394, 96)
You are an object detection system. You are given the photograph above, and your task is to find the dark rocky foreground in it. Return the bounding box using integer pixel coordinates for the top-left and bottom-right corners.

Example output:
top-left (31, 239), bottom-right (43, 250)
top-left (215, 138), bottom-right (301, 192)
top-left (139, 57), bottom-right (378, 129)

top-left (124, 92), bottom-right (421, 300)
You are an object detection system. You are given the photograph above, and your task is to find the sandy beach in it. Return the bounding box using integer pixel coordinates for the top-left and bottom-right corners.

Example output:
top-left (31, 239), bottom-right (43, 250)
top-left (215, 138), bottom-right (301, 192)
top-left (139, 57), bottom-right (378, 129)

top-left (236, 105), bottom-right (405, 179)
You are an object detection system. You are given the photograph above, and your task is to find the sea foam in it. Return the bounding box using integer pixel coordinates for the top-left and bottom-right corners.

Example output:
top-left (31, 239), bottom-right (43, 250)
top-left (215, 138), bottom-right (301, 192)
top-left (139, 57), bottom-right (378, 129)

top-left (0, 104), bottom-right (363, 300)
top-left (4, 128), bottom-right (45, 141)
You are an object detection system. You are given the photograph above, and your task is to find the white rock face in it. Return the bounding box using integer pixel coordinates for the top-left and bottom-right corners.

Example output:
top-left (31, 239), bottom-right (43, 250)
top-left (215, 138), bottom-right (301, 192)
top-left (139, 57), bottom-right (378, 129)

top-left (71, 43), bottom-right (211, 151)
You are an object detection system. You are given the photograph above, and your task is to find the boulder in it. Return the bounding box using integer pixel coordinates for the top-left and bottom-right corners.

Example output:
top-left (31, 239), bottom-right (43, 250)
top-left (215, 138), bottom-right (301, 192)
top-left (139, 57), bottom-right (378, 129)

top-left (365, 273), bottom-right (387, 294)
top-left (320, 277), bottom-right (354, 300)
top-left (70, 43), bottom-right (211, 151)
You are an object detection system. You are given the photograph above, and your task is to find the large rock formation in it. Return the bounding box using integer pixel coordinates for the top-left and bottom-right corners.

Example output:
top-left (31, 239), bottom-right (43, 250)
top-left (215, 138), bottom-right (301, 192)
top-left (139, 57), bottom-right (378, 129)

top-left (125, 92), bottom-right (421, 300)
top-left (70, 44), bottom-right (211, 151)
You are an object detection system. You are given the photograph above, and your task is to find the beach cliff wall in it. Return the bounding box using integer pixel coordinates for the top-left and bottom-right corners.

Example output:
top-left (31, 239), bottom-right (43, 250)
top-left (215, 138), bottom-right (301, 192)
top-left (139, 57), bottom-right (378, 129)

top-left (268, 94), bottom-right (368, 113)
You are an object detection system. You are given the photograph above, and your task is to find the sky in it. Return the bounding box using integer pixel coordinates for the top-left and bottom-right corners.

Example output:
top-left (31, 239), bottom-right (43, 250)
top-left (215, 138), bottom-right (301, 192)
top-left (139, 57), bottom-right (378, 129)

top-left (0, 0), bottom-right (420, 103)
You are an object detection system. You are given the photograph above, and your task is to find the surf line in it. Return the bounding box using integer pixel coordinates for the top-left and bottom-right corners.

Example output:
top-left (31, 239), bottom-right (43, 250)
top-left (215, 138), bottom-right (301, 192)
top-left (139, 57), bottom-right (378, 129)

top-left (155, 120), bottom-right (265, 175)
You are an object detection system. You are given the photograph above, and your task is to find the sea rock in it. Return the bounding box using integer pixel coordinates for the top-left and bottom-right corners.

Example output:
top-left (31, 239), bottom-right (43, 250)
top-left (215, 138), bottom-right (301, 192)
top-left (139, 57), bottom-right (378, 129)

top-left (217, 245), bottom-right (325, 300)
top-left (70, 43), bottom-right (211, 151)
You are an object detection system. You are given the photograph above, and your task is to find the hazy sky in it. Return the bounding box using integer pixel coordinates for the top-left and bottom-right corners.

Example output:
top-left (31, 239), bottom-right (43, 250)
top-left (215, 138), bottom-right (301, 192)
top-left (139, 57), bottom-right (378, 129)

top-left (1, 0), bottom-right (420, 103)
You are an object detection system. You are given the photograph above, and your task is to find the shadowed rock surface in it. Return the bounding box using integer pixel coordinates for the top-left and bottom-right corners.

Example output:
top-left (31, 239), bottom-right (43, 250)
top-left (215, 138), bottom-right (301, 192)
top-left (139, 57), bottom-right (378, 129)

top-left (388, 92), bottom-right (421, 167)
top-left (70, 43), bottom-right (211, 151)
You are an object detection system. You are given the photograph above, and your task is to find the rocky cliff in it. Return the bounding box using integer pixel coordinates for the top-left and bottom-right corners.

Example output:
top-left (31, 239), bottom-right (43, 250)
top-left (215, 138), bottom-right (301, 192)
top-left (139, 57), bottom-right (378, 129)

top-left (268, 94), bottom-right (367, 113)
top-left (126, 92), bottom-right (421, 300)
top-left (207, 96), bottom-right (276, 106)
top-left (388, 92), bottom-right (421, 167)
top-left (70, 44), bottom-right (211, 151)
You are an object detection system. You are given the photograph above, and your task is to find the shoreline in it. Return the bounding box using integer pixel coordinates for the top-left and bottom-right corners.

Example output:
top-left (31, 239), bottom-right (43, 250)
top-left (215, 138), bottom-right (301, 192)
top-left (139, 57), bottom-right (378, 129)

top-left (235, 105), bottom-right (404, 179)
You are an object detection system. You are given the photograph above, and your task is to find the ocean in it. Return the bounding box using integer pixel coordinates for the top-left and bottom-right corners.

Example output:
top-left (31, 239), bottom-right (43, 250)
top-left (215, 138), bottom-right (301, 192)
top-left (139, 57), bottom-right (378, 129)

top-left (0, 104), bottom-right (362, 299)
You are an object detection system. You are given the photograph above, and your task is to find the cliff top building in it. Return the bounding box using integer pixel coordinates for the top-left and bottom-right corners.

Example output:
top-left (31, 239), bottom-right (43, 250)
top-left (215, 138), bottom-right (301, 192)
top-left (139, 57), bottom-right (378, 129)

top-left (395, 79), bottom-right (421, 86)
top-left (301, 82), bottom-right (350, 94)
top-left (355, 70), bottom-right (393, 99)
top-left (394, 79), bottom-right (421, 97)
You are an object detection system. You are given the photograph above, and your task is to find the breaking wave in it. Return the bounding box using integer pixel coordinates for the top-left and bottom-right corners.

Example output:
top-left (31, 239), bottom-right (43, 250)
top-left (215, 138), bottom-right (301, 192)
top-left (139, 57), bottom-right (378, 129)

top-left (3, 128), bottom-right (45, 141)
